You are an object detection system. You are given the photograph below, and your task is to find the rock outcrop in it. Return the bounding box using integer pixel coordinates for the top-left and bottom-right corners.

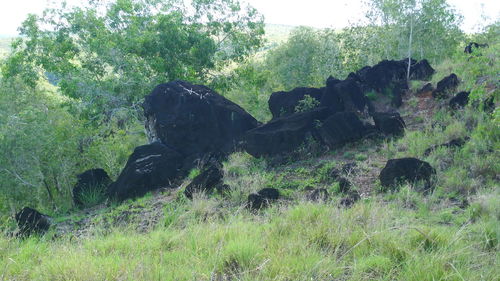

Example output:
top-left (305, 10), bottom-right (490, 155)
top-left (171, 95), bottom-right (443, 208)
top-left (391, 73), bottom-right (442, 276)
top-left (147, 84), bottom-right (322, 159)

top-left (143, 81), bottom-right (259, 161)
top-left (243, 107), bottom-right (331, 157)
top-left (321, 78), bottom-right (368, 114)
top-left (107, 143), bottom-right (184, 201)
top-left (317, 112), bottom-right (368, 148)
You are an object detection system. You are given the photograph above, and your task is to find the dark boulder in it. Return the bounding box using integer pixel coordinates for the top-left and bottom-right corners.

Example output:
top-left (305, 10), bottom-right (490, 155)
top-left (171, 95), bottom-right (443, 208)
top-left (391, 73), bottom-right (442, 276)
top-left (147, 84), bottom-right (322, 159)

top-left (356, 60), bottom-right (408, 92)
top-left (143, 81), bottom-right (259, 160)
top-left (340, 190), bottom-right (361, 207)
top-left (424, 137), bottom-right (470, 156)
top-left (372, 112), bottom-right (406, 136)
top-left (15, 207), bottom-right (51, 236)
top-left (73, 168), bottom-right (112, 206)
top-left (321, 78), bottom-right (368, 114)
top-left (247, 188), bottom-right (280, 210)
top-left (416, 83), bottom-right (434, 96)
top-left (433, 74), bottom-right (459, 99)
top-left (409, 59), bottom-right (435, 81)
top-left (317, 112), bottom-right (367, 149)
top-left (379, 158), bottom-right (436, 192)
top-left (269, 87), bottom-right (323, 119)
top-left (243, 107), bottom-right (331, 157)
top-left (464, 42), bottom-right (489, 54)
top-left (184, 162), bottom-right (225, 199)
top-left (258, 188), bottom-right (280, 200)
top-left (326, 75), bottom-right (342, 87)
top-left (107, 142), bottom-right (184, 201)
top-left (449, 91), bottom-right (470, 109)
top-left (305, 188), bottom-right (330, 201)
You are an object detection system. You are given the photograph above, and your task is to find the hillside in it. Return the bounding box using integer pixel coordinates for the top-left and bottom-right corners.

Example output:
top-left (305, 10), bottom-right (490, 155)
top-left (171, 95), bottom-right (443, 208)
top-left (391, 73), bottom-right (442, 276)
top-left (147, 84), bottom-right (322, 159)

top-left (2, 51), bottom-right (498, 279)
top-left (0, 1), bottom-right (498, 280)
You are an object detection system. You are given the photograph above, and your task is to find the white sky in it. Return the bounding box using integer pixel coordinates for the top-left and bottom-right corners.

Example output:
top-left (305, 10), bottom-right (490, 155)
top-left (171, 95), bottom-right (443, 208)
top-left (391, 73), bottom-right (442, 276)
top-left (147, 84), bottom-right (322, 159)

top-left (0, 0), bottom-right (498, 36)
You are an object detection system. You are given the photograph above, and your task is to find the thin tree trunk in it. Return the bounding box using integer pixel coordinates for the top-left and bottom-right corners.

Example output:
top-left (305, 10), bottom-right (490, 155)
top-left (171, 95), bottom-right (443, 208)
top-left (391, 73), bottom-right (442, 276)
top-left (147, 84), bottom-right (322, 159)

top-left (43, 178), bottom-right (56, 211)
top-left (407, 14), bottom-right (414, 81)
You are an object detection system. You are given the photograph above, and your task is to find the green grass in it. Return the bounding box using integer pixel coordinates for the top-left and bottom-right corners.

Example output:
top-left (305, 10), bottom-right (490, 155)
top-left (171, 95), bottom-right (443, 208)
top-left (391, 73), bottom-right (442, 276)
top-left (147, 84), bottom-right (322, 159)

top-left (1, 199), bottom-right (498, 280)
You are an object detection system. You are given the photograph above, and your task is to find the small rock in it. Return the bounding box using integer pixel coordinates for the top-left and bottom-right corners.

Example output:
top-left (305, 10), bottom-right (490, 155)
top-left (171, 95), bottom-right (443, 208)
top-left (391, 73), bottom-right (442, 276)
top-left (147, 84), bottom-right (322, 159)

top-left (184, 161), bottom-right (224, 199)
top-left (379, 158), bottom-right (436, 192)
top-left (449, 91), bottom-right (470, 109)
top-left (416, 83), bottom-right (434, 96)
top-left (340, 190), bottom-right (361, 207)
top-left (247, 188), bottom-right (280, 210)
top-left (305, 188), bottom-right (330, 202)
top-left (424, 137), bottom-right (469, 156)
top-left (15, 207), bottom-right (51, 237)
top-left (372, 112), bottom-right (405, 137)
top-left (433, 74), bottom-right (459, 99)
top-left (338, 177), bottom-right (352, 193)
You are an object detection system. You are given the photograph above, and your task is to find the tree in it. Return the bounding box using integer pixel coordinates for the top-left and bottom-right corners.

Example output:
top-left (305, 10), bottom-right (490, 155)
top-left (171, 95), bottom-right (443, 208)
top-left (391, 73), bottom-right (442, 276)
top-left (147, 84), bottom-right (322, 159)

top-left (362, 0), bottom-right (463, 65)
top-left (2, 0), bottom-right (264, 121)
top-left (264, 27), bottom-right (344, 90)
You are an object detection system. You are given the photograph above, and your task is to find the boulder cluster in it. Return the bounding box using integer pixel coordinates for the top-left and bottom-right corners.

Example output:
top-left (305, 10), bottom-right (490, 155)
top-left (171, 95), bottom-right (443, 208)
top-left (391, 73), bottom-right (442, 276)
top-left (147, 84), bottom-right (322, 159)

top-left (16, 58), bottom-right (451, 234)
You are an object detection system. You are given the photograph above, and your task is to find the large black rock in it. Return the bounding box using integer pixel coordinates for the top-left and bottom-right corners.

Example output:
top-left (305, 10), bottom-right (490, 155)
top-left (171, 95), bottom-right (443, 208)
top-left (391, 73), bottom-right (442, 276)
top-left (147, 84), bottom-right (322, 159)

top-left (433, 74), bottom-right (459, 99)
top-left (184, 162), bottom-right (225, 199)
top-left (143, 81), bottom-right (259, 160)
top-left (268, 87), bottom-right (323, 119)
top-left (449, 91), bottom-right (470, 109)
top-left (356, 60), bottom-right (408, 93)
top-left (317, 112), bottom-right (367, 148)
top-left (15, 207), bottom-right (51, 236)
top-left (107, 143), bottom-right (184, 201)
top-left (372, 112), bottom-right (406, 136)
top-left (409, 59), bottom-right (435, 81)
top-left (379, 158), bottom-right (436, 192)
top-left (321, 78), bottom-right (368, 114)
top-left (243, 107), bottom-right (331, 157)
top-left (73, 168), bottom-right (112, 206)
top-left (353, 60), bottom-right (409, 112)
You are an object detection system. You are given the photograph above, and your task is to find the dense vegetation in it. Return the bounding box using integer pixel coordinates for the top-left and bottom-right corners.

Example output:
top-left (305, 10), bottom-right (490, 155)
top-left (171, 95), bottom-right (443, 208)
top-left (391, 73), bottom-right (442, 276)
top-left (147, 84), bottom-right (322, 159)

top-left (0, 0), bottom-right (498, 280)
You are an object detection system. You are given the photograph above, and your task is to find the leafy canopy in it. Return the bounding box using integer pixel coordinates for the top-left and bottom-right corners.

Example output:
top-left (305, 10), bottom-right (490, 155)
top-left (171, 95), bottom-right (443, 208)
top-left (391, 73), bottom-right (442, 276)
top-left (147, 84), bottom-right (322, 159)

top-left (2, 0), bottom-right (264, 117)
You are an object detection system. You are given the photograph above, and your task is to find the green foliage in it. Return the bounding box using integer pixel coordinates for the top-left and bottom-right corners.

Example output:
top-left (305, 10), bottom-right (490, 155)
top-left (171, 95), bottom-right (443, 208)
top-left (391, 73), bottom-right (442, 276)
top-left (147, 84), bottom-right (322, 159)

top-left (75, 184), bottom-right (107, 208)
top-left (294, 95), bottom-right (321, 113)
top-left (362, 0), bottom-right (464, 64)
top-left (2, 0), bottom-right (264, 118)
top-left (264, 27), bottom-right (345, 90)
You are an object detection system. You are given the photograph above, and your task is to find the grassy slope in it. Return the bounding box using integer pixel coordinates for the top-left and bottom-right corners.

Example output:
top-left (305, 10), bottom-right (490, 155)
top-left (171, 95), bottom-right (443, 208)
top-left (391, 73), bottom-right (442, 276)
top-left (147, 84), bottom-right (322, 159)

top-left (1, 40), bottom-right (499, 281)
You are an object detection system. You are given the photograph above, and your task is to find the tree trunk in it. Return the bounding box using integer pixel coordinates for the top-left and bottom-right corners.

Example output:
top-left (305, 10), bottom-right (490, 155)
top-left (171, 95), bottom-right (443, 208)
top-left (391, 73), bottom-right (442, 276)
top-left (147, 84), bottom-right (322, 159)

top-left (407, 14), bottom-right (414, 81)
